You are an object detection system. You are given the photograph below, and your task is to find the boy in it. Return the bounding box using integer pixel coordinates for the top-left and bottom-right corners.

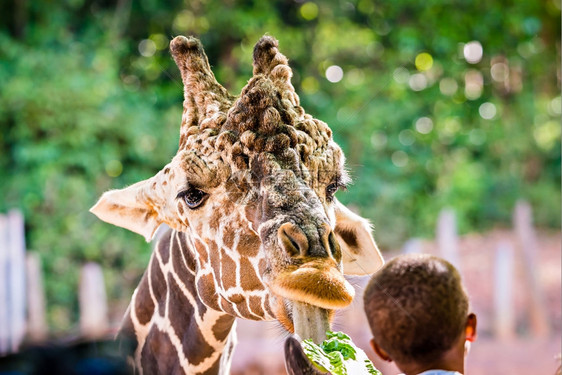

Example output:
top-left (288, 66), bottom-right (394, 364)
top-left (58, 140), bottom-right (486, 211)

top-left (363, 254), bottom-right (477, 375)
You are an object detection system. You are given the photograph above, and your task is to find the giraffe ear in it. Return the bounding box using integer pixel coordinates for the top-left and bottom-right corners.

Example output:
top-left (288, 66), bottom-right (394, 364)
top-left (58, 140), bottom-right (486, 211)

top-left (333, 199), bottom-right (384, 275)
top-left (90, 178), bottom-right (163, 242)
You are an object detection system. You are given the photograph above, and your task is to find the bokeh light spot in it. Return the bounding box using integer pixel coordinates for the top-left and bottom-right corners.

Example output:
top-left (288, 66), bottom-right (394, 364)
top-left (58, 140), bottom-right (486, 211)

top-left (415, 117), bottom-right (433, 134)
top-left (479, 102), bottom-right (497, 120)
top-left (357, 0), bottom-right (375, 14)
top-left (371, 132), bottom-right (387, 149)
top-left (301, 76), bottom-right (319, 94)
top-left (441, 117), bottom-right (461, 143)
top-left (399, 129), bottom-right (415, 146)
top-left (173, 10), bottom-right (192, 32)
top-left (534, 120), bottom-right (560, 150)
top-left (344, 69), bottom-right (365, 88)
top-left (150, 34), bottom-right (169, 50)
top-left (464, 70), bottom-right (483, 100)
top-left (326, 65), bottom-right (343, 83)
top-left (393, 67), bottom-right (410, 84)
top-left (548, 96), bottom-right (561, 116)
top-left (463, 41), bottom-right (483, 64)
top-left (491, 62), bottom-right (509, 82)
top-left (105, 160), bottom-right (123, 177)
top-left (469, 129), bottom-right (486, 145)
top-left (300, 2), bottom-right (319, 20)
top-left (415, 52), bottom-right (433, 71)
top-left (139, 135), bottom-right (156, 152)
top-left (391, 151), bottom-right (408, 167)
top-left (409, 73), bottom-right (427, 91)
top-left (139, 39), bottom-right (156, 57)
top-left (439, 78), bottom-right (458, 96)
top-left (337, 107), bottom-right (353, 122)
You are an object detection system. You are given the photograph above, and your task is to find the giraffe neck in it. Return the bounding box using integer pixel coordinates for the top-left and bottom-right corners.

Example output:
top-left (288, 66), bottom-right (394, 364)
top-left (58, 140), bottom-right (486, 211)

top-left (119, 229), bottom-right (237, 375)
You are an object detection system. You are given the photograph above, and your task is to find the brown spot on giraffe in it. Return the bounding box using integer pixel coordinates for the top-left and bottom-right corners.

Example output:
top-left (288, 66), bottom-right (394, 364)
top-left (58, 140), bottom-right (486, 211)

top-left (196, 273), bottom-right (221, 311)
top-left (212, 315), bottom-right (235, 342)
top-left (141, 329), bottom-right (177, 374)
top-left (134, 275), bottom-right (155, 325)
top-left (218, 249), bottom-right (237, 290)
top-left (219, 297), bottom-right (236, 316)
top-left (149, 254), bottom-right (167, 314)
top-left (237, 231), bottom-right (260, 257)
top-left (248, 295), bottom-right (265, 317)
top-left (193, 239), bottom-right (208, 261)
top-left (160, 238), bottom-right (171, 264)
top-left (221, 228), bottom-right (235, 250)
top-left (239, 257), bottom-right (263, 291)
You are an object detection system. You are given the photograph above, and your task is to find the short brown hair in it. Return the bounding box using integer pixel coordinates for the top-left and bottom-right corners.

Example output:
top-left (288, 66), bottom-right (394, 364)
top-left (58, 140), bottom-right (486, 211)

top-left (363, 254), bottom-right (469, 366)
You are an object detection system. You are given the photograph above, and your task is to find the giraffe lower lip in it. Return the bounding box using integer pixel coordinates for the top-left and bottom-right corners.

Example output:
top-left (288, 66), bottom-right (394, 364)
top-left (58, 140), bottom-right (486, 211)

top-left (269, 260), bottom-right (355, 310)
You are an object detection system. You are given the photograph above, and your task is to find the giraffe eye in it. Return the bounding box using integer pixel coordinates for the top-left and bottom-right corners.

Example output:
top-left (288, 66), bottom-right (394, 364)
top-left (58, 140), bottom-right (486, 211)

top-left (177, 186), bottom-right (208, 209)
top-left (326, 182), bottom-right (339, 202)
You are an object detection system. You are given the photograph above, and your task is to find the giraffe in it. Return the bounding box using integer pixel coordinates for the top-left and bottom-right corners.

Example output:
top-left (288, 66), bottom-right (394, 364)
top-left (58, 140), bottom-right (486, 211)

top-left (90, 35), bottom-right (384, 374)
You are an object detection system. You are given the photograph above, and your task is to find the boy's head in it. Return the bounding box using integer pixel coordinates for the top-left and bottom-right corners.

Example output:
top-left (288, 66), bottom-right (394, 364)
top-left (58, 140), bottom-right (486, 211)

top-left (363, 254), bottom-right (476, 372)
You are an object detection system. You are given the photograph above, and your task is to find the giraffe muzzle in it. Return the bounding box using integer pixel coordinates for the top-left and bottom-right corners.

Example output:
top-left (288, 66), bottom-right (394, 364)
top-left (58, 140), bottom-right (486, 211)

top-left (271, 222), bottom-right (354, 310)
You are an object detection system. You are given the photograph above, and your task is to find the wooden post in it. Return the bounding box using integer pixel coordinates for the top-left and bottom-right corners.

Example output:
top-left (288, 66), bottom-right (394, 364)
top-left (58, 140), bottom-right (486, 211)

top-left (0, 210), bottom-right (27, 354)
top-left (494, 242), bottom-right (515, 340)
top-left (79, 262), bottom-right (109, 338)
top-left (436, 208), bottom-right (461, 270)
top-left (0, 214), bottom-right (9, 355)
top-left (8, 210), bottom-right (26, 353)
top-left (513, 201), bottom-right (549, 337)
top-left (402, 238), bottom-right (422, 254)
top-left (26, 253), bottom-right (48, 342)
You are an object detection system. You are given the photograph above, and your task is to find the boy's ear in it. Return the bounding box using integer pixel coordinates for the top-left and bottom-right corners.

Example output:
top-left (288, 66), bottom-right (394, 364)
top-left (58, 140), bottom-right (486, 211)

top-left (465, 313), bottom-right (478, 342)
top-left (90, 177), bottom-right (163, 242)
top-left (333, 199), bottom-right (384, 275)
top-left (370, 338), bottom-right (392, 362)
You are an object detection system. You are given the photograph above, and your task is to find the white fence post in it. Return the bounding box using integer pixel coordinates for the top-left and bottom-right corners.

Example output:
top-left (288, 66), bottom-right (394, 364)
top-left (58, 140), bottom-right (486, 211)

top-left (0, 210), bottom-right (27, 355)
top-left (513, 200), bottom-right (549, 337)
top-left (8, 210), bottom-right (26, 353)
top-left (494, 242), bottom-right (515, 340)
top-left (0, 214), bottom-right (9, 354)
top-left (436, 208), bottom-right (461, 270)
top-left (26, 253), bottom-right (48, 342)
top-left (79, 262), bottom-right (108, 338)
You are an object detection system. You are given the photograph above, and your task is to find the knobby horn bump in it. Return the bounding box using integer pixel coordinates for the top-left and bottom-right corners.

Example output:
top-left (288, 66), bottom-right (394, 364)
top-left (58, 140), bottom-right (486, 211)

top-left (170, 36), bottom-right (233, 148)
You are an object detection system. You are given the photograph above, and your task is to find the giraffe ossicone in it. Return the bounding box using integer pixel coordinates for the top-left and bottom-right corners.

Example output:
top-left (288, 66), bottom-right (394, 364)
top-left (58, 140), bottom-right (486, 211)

top-left (91, 34), bottom-right (384, 374)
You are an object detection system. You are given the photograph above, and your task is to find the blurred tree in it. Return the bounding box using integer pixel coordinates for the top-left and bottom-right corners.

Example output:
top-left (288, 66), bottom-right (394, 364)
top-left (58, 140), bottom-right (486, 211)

top-left (0, 0), bottom-right (559, 333)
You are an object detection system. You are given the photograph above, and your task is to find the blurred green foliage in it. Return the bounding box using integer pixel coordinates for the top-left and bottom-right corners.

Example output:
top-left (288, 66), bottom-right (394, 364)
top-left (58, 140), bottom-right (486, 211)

top-left (0, 0), bottom-right (559, 333)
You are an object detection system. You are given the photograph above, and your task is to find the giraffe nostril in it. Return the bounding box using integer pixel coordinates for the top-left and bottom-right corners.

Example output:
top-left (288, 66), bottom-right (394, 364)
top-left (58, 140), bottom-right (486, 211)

top-left (327, 230), bottom-right (341, 261)
top-left (318, 223), bottom-right (341, 261)
top-left (278, 223), bottom-right (309, 257)
top-left (287, 234), bottom-right (300, 254)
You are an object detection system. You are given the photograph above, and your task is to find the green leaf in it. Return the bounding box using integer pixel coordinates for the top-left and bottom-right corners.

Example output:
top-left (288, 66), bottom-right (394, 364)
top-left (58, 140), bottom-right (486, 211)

top-left (303, 331), bottom-right (381, 375)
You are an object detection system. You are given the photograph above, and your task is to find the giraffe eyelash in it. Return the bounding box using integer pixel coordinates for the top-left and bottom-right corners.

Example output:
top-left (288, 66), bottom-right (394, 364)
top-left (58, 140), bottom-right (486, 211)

top-left (176, 184), bottom-right (209, 209)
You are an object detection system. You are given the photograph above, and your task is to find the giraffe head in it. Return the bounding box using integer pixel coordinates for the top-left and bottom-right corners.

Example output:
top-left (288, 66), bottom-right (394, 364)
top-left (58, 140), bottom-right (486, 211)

top-left (91, 35), bottom-right (383, 337)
